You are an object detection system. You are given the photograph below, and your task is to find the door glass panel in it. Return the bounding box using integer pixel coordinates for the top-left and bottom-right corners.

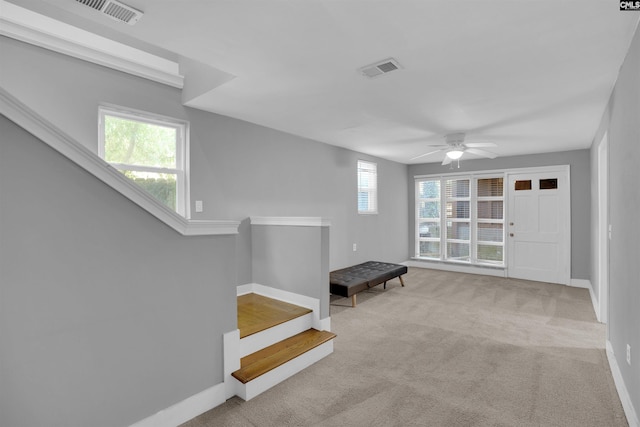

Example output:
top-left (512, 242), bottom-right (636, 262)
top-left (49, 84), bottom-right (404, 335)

top-left (478, 245), bottom-right (503, 262)
top-left (418, 180), bottom-right (440, 198)
top-left (477, 201), bottom-right (503, 219)
top-left (447, 222), bottom-right (470, 240)
top-left (419, 201), bottom-right (440, 219)
top-left (478, 223), bottom-right (503, 242)
top-left (420, 241), bottom-right (440, 258)
top-left (445, 179), bottom-right (470, 198)
top-left (477, 178), bottom-right (504, 197)
top-left (515, 180), bottom-right (532, 190)
top-left (419, 222), bottom-right (440, 238)
top-left (446, 242), bottom-right (470, 261)
top-left (446, 201), bottom-right (470, 218)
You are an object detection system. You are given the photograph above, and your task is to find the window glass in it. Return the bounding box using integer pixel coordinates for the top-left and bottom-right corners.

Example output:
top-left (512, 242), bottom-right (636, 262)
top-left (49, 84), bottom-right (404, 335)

top-left (447, 242), bottom-right (470, 261)
top-left (477, 201), bottom-right (503, 219)
top-left (357, 160), bottom-right (378, 214)
top-left (420, 241), bottom-right (440, 258)
top-left (104, 116), bottom-right (177, 168)
top-left (477, 177), bottom-right (503, 197)
top-left (99, 106), bottom-right (188, 216)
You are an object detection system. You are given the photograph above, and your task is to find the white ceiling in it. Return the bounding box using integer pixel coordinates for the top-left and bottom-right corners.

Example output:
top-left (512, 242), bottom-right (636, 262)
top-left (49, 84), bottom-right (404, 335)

top-left (5, 0), bottom-right (639, 164)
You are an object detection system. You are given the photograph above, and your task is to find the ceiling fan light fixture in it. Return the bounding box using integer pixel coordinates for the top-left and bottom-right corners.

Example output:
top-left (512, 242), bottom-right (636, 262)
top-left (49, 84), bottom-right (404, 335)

top-left (446, 150), bottom-right (464, 160)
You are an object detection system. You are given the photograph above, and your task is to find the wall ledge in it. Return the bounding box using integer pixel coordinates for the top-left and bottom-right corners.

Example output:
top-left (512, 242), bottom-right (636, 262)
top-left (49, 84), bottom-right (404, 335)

top-left (0, 87), bottom-right (239, 236)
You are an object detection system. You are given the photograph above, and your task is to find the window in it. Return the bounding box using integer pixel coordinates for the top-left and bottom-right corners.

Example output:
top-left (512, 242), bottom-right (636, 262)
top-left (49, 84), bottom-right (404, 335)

top-left (415, 174), bottom-right (504, 266)
top-left (476, 177), bottom-right (504, 264)
top-left (99, 106), bottom-right (189, 217)
top-left (417, 179), bottom-right (441, 257)
top-left (357, 160), bottom-right (378, 214)
top-left (445, 178), bottom-right (470, 261)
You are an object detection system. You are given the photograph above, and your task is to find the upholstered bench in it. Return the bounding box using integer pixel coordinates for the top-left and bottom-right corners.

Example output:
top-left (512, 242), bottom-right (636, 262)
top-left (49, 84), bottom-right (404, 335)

top-left (330, 261), bottom-right (407, 307)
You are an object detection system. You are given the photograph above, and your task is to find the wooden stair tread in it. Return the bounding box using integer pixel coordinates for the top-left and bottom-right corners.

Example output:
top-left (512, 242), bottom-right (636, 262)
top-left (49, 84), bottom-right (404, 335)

top-left (232, 329), bottom-right (336, 384)
top-left (237, 293), bottom-right (312, 338)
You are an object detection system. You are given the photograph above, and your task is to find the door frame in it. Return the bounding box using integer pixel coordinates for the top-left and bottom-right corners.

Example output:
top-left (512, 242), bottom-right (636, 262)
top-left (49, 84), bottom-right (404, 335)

top-left (505, 165), bottom-right (571, 285)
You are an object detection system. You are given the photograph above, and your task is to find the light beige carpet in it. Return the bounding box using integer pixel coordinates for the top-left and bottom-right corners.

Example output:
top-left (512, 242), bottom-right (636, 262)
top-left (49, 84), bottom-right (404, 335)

top-left (182, 268), bottom-right (627, 427)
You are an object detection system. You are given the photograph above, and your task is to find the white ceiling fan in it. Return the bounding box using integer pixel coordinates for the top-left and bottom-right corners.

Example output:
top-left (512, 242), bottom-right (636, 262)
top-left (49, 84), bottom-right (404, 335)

top-left (411, 132), bottom-right (498, 166)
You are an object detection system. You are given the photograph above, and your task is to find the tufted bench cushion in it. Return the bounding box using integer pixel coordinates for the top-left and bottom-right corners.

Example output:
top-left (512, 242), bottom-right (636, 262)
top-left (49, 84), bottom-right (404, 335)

top-left (330, 261), bottom-right (407, 307)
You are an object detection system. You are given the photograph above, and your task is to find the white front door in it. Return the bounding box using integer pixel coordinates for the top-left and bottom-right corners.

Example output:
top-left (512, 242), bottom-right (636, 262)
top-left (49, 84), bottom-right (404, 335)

top-left (507, 168), bottom-right (570, 284)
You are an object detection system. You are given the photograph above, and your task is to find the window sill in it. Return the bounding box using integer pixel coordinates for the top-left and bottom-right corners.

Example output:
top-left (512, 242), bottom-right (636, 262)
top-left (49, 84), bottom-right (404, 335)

top-left (408, 258), bottom-right (506, 277)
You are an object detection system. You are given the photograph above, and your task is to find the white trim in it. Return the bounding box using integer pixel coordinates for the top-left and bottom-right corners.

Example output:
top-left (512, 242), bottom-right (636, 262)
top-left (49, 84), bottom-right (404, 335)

top-left (0, 87), bottom-right (239, 236)
top-left (128, 383), bottom-right (225, 427)
top-left (234, 340), bottom-right (334, 401)
top-left (407, 259), bottom-right (507, 277)
top-left (223, 330), bottom-right (241, 400)
top-left (0, 0), bottom-right (184, 88)
top-left (250, 216), bottom-right (331, 227)
top-left (606, 341), bottom-right (640, 427)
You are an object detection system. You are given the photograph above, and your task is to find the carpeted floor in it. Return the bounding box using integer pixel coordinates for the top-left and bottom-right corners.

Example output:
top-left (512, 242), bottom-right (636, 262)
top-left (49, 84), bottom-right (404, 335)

top-left (182, 267), bottom-right (627, 427)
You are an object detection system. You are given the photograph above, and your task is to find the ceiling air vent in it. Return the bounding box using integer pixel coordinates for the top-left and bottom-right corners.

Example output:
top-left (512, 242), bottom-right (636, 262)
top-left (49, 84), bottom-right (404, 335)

top-left (358, 58), bottom-right (403, 79)
top-left (75, 0), bottom-right (143, 25)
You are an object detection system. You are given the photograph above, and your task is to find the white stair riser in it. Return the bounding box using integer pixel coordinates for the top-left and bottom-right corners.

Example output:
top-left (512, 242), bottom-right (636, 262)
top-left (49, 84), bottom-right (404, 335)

top-left (234, 340), bottom-right (334, 401)
top-left (239, 312), bottom-right (313, 358)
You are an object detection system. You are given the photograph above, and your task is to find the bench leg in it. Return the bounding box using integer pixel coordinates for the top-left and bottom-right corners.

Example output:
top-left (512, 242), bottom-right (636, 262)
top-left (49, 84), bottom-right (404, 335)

top-left (351, 294), bottom-right (357, 308)
top-left (383, 281), bottom-right (387, 289)
top-left (399, 275), bottom-right (405, 287)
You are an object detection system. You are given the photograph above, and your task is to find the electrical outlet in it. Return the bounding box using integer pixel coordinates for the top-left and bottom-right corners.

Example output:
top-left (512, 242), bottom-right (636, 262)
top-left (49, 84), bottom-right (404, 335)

top-left (627, 344), bottom-right (631, 365)
top-left (195, 200), bottom-right (203, 213)
top-left (352, 243), bottom-right (357, 252)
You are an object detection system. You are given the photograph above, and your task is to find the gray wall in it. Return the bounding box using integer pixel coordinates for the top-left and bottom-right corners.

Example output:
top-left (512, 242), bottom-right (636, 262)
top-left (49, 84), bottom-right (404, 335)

top-left (595, 23), bottom-right (640, 416)
top-left (0, 116), bottom-right (238, 427)
top-left (0, 36), bottom-right (409, 273)
top-left (407, 150), bottom-right (591, 280)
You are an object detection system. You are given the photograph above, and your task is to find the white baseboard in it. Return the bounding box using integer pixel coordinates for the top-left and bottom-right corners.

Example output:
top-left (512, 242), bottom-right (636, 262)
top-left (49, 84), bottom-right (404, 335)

top-left (129, 383), bottom-right (225, 427)
top-left (607, 341), bottom-right (639, 427)
top-left (568, 279), bottom-right (602, 323)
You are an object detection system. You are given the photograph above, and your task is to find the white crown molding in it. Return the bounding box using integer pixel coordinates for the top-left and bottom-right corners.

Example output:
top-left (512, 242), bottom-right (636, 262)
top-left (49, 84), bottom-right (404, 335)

top-left (250, 216), bottom-right (331, 227)
top-left (0, 0), bottom-right (183, 88)
top-left (0, 87), bottom-right (238, 236)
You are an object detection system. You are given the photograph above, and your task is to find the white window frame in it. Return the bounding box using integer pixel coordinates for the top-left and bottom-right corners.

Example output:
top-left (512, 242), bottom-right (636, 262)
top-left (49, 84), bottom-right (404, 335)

top-left (357, 160), bottom-right (378, 214)
top-left (98, 104), bottom-right (190, 218)
top-left (415, 172), bottom-right (505, 267)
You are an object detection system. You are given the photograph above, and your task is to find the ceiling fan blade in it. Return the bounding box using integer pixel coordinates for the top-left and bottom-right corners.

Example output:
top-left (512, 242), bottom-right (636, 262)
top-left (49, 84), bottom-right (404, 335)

top-left (442, 156), bottom-right (453, 166)
top-left (410, 148), bottom-right (446, 161)
top-left (464, 142), bottom-right (497, 148)
top-left (466, 148), bottom-right (498, 159)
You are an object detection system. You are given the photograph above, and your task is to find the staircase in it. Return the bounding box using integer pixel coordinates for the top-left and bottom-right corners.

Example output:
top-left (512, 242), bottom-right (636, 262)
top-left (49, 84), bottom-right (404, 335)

top-left (230, 292), bottom-right (336, 400)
